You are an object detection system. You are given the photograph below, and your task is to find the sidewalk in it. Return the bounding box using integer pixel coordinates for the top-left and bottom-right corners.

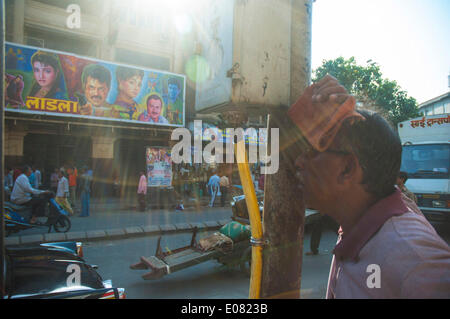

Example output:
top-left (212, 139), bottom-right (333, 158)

top-left (4, 196), bottom-right (233, 247)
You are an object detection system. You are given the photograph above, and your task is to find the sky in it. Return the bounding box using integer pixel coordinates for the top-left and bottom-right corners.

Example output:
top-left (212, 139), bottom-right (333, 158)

top-left (311, 0), bottom-right (450, 104)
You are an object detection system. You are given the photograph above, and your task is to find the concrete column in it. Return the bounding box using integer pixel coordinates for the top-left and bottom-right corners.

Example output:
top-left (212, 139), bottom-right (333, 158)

top-left (12, 0), bottom-right (25, 43)
top-left (290, 0), bottom-right (313, 105)
top-left (4, 129), bottom-right (26, 169)
top-left (91, 136), bottom-right (115, 197)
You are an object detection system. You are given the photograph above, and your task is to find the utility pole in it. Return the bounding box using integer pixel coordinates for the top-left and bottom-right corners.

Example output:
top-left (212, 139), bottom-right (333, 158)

top-left (260, 0), bottom-right (313, 298)
top-left (0, 0), bottom-right (6, 300)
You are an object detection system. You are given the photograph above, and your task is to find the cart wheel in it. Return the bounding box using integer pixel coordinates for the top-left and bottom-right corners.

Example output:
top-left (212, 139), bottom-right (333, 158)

top-left (240, 247), bottom-right (252, 277)
top-left (54, 215), bottom-right (71, 233)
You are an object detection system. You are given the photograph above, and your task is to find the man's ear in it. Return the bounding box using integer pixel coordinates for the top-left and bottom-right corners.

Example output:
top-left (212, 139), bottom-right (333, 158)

top-left (337, 154), bottom-right (359, 185)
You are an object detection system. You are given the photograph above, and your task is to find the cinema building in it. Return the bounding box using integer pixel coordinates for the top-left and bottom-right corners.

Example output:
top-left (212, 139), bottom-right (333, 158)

top-left (3, 0), bottom-right (313, 198)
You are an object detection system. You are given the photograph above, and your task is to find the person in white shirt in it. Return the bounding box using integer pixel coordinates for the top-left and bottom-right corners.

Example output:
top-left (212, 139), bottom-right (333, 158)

top-left (55, 170), bottom-right (73, 216)
top-left (219, 174), bottom-right (230, 207)
top-left (33, 165), bottom-right (42, 189)
top-left (10, 165), bottom-right (51, 223)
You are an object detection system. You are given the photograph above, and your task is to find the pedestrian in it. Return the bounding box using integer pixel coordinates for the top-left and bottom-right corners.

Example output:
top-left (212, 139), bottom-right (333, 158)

top-left (55, 169), bottom-right (73, 216)
top-left (396, 171), bottom-right (417, 203)
top-left (137, 171), bottom-right (147, 211)
top-left (4, 167), bottom-right (13, 190)
top-left (289, 74), bottom-right (450, 298)
top-left (306, 214), bottom-right (339, 256)
top-left (50, 168), bottom-right (59, 194)
top-left (79, 166), bottom-right (91, 217)
top-left (33, 165), bottom-right (42, 189)
top-left (207, 170), bottom-right (220, 207)
top-left (28, 168), bottom-right (36, 189)
top-left (219, 173), bottom-right (230, 207)
top-left (258, 174), bottom-right (265, 192)
top-left (67, 165), bottom-right (78, 211)
top-left (13, 166), bottom-right (22, 184)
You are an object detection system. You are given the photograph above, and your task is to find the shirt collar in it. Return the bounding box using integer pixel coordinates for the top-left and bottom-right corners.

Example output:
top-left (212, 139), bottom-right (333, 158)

top-left (333, 189), bottom-right (408, 262)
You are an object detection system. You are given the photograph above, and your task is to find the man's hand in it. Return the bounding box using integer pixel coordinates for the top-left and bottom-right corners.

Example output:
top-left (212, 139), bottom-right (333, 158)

top-left (80, 103), bottom-right (93, 116)
top-left (312, 74), bottom-right (350, 105)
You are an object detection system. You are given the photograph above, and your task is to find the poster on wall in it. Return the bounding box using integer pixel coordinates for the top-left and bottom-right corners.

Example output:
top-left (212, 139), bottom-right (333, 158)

top-left (4, 42), bottom-right (185, 127)
top-left (146, 147), bottom-right (173, 187)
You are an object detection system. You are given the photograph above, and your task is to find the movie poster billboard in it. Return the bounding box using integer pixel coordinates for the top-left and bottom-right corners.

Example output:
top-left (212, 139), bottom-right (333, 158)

top-left (4, 42), bottom-right (185, 127)
top-left (146, 147), bottom-right (172, 187)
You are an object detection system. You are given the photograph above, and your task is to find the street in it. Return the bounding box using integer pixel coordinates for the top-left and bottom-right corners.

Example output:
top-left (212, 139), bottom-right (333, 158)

top-left (8, 199), bottom-right (450, 299)
top-left (83, 227), bottom-right (339, 299)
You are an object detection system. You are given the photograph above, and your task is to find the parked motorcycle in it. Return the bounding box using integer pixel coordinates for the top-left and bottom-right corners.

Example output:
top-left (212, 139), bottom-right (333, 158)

top-left (4, 193), bottom-right (71, 236)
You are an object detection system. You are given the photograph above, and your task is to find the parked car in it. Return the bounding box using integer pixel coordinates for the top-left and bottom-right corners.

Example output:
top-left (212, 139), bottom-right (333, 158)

top-left (4, 241), bottom-right (125, 299)
top-left (230, 190), bottom-right (319, 226)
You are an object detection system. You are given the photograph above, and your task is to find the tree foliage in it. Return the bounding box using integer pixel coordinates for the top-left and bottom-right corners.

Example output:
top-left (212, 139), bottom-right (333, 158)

top-left (313, 57), bottom-right (420, 126)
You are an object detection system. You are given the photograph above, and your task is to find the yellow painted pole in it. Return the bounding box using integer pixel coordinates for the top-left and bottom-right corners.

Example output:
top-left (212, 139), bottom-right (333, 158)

top-left (235, 140), bottom-right (263, 299)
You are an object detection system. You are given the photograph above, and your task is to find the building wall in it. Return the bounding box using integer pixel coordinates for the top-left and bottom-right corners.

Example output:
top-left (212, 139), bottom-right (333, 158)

top-left (4, 0), bottom-right (194, 196)
top-left (420, 95), bottom-right (450, 116)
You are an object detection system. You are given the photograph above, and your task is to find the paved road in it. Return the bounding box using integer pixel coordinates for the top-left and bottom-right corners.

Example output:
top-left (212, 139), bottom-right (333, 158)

top-left (83, 227), bottom-right (339, 299)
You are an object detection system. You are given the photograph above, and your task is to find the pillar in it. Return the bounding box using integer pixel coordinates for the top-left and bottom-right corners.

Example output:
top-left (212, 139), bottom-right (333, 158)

top-left (12, 0), bottom-right (25, 44)
top-left (91, 136), bottom-right (115, 198)
top-left (4, 129), bottom-right (26, 168)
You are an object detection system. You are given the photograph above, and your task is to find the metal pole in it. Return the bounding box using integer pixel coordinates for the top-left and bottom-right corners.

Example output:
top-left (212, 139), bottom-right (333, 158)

top-left (0, 0), bottom-right (6, 300)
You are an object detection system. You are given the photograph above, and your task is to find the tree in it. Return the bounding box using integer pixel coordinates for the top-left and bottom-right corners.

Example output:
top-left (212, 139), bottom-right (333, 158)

top-left (313, 57), bottom-right (420, 127)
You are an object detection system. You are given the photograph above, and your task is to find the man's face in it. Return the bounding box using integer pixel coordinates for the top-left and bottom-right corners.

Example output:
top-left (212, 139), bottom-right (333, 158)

top-left (148, 98), bottom-right (162, 122)
top-left (119, 75), bottom-right (142, 100)
top-left (85, 76), bottom-right (109, 107)
top-left (295, 146), bottom-right (346, 212)
top-left (168, 83), bottom-right (180, 102)
top-left (25, 167), bottom-right (32, 177)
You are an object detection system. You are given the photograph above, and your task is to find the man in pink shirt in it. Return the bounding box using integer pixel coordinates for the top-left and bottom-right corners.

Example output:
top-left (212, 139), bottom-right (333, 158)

top-left (290, 75), bottom-right (450, 298)
top-left (138, 171), bottom-right (147, 212)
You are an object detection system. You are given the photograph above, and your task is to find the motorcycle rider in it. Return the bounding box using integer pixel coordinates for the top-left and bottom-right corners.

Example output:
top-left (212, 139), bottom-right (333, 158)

top-left (10, 164), bottom-right (52, 223)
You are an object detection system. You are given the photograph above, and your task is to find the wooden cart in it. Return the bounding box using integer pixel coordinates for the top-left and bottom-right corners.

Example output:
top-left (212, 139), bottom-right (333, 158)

top-left (130, 227), bottom-right (252, 280)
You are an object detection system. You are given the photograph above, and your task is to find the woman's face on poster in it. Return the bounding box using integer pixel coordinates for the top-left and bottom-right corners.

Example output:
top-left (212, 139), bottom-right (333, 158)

top-left (119, 75), bottom-right (142, 99)
top-left (33, 61), bottom-right (58, 89)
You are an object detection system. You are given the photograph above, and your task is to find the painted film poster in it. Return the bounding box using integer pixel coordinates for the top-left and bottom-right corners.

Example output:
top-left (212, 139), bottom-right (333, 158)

top-left (146, 147), bottom-right (173, 187)
top-left (4, 42), bottom-right (185, 127)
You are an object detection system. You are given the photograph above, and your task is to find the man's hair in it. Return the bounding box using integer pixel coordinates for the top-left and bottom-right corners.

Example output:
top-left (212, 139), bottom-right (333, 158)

top-left (22, 165), bottom-right (32, 174)
top-left (116, 66), bottom-right (144, 82)
top-left (146, 93), bottom-right (162, 106)
top-left (398, 171), bottom-right (408, 183)
top-left (338, 110), bottom-right (402, 199)
top-left (82, 64), bottom-right (112, 89)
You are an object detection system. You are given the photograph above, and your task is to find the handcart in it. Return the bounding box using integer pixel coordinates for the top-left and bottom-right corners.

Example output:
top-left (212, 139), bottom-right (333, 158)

top-left (130, 227), bottom-right (252, 280)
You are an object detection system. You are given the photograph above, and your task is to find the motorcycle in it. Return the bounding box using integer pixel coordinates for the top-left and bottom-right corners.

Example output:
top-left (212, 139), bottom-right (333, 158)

top-left (4, 192), bottom-right (71, 236)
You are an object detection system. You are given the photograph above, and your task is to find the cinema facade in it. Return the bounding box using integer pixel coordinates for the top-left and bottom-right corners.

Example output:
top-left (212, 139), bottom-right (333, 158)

top-left (3, 0), bottom-right (195, 198)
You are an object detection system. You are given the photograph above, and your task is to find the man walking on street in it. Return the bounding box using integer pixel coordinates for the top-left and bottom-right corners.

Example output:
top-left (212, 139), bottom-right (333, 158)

top-left (207, 170), bottom-right (220, 208)
top-left (137, 171), bottom-right (147, 212)
top-left (79, 166), bottom-right (91, 217)
top-left (55, 170), bottom-right (73, 216)
top-left (67, 165), bottom-right (78, 212)
top-left (289, 75), bottom-right (450, 298)
top-left (219, 173), bottom-right (230, 207)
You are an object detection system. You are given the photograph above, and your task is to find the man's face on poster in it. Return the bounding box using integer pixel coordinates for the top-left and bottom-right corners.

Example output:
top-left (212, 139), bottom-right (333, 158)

top-left (148, 98), bottom-right (162, 122)
top-left (85, 76), bottom-right (109, 107)
top-left (168, 83), bottom-right (180, 102)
